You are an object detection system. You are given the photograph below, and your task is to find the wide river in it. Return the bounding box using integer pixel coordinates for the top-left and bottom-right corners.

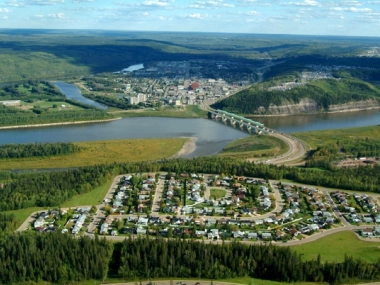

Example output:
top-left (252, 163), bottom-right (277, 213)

top-left (1, 82), bottom-right (380, 158)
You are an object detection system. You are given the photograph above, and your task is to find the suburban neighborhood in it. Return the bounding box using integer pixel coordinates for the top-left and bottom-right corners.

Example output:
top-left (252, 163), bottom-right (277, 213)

top-left (19, 172), bottom-right (380, 244)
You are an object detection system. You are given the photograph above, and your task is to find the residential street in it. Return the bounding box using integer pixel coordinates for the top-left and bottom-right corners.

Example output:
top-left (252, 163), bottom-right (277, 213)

top-left (16, 173), bottom-right (380, 247)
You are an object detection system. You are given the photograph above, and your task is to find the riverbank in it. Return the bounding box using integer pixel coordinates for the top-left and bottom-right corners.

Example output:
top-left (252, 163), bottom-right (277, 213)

top-left (246, 105), bottom-right (380, 118)
top-left (169, 137), bottom-right (197, 158)
top-left (0, 117), bottom-right (122, 130)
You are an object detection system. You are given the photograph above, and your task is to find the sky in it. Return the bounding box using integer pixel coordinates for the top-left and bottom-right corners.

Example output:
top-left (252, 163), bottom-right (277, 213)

top-left (0, 0), bottom-right (379, 37)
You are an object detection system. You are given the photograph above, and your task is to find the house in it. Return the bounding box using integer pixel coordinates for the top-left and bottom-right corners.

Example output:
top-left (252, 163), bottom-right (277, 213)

top-left (308, 224), bottom-right (319, 231)
top-left (232, 230), bottom-right (245, 238)
top-left (137, 217), bottom-right (149, 226)
top-left (289, 228), bottom-right (300, 237)
top-left (100, 222), bottom-right (109, 235)
top-left (262, 232), bottom-right (272, 240)
top-left (264, 217), bottom-right (274, 224)
top-left (149, 217), bottom-right (161, 224)
top-left (208, 229), bottom-right (219, 239)
top-left (206, 218), bottom-right (217, 226)
top-left (363, 217), bottom-right (373, 223)
top-left (255, 219), bottom-right (264, 225)
top-left (247, 232), bottom-right (258, 239)
top-left (195, 230), bottom-right (207, 237)
top-left (34, 216), bottom-right (45, 228)
top-left (361, 228), bottom-right (373, 237)
top-left (136, 228), bottom-right (147, 235)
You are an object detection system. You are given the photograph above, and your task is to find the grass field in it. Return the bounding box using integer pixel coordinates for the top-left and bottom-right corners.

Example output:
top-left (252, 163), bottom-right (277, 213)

top-left (210, 188), bottom-right (227, 200)
top-left (4, 207), bottom-right (45, 225)
top-left (115, 105), bottom-right (208, 119)
top-left (219, 135), bottom-right (289, 159)
top-left (21, 100), bottom-right (83, 111)
top-left (293, 125), bottom-right (380, 149)
top-left (61, 179), bottom-right (113, 207)
top-left (291, 231), bottom-right (380, 263)
top-left (0, 138), bottom-right (188, 170)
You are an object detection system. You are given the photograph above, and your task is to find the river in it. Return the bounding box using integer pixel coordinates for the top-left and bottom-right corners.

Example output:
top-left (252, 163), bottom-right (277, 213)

top-left (1, 82), bottom-right (380, 158)
top-left (53, 81), bottom-right (108, 110)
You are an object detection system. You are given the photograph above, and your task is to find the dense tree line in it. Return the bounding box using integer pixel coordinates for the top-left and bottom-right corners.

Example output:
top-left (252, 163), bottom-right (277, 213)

top-left (0, 233), bottom-right (378, 284)
top-left (82, 93), bottom-right (139, 110)
top-left (114, 237), bottom-right (380, 284)
top-left (0, 105), bottom-right (113, 127)
top-left (0, 213), bottom-right (18, 233)
top-left (309, 138), bottom-right (380, 159)
top-left (1, 157), bottom-right (380, 212)
top-left (0, 81), bottom-right (64, 101)
top-left (0, 143), bottom-right (80, 159)
top-left (0, 233), bottom-right (112, 284)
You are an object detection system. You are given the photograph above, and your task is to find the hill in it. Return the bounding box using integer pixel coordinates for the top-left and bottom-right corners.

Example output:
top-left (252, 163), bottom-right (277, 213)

top-left (211, 62), bottom-right (380, 115)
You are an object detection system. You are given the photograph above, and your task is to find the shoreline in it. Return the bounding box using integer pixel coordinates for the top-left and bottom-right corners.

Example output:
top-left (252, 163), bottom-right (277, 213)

top-left (170, 137), bottom-right (197, 159)
top-left (245, 105), bottom-right (380, 118)
top-left (0, 117), bottom-right (122, 130)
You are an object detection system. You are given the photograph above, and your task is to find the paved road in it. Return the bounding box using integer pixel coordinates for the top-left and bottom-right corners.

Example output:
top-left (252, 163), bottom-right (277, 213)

top-left (151, 177), bottom-right (165, 216)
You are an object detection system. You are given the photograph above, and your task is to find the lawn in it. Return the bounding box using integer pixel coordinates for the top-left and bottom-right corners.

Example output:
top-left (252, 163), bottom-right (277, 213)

top-left (210, 188), bottom-right (227, 200)
top-left (219, 135), bottom-right (289, 159)
top-left (291, 230), bottom-right (380, 263)
top-left (293, 125), bottom-right (380, 149)
top-left (61, 179), bottom-right (113, 207)
top-left (21, 100), bottom-right (83, 111)
top-left (4, 207), bottom-right (45, 226)
top-left (0, 138), bottom-right (187, 170)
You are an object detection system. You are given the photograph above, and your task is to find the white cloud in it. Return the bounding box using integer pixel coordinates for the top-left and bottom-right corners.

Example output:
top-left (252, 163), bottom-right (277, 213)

top-left (2, 0), bottom-right (64, 6)
top-left (331, 7), bottom-right (372, 12)
top-left (281, 0), bottom-right (320, 6)
top-left (0, 8), bottom-right (10, 13)
top-left (72, 0), bottom-right (95, 2)
top-left (48, 12), bottom-right (67, 18)
top-left (142, 0), bottom-right (170, 7)
top-left (189, 0), bottom-right (234, 9)
top-left (184, 13), bottom-right (207, 19)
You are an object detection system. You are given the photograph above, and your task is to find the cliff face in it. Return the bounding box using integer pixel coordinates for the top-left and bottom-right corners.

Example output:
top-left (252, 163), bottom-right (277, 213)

top-left (255, 98), bottom-right (379, 115)
top-left (328, 99), bottom-right (380, 113)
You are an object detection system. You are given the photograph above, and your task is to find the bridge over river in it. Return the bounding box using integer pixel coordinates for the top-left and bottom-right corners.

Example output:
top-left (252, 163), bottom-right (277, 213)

top-left (208, 108), bottom-right (308, 165)
top-left (208, 109), bottom-right (273, 135)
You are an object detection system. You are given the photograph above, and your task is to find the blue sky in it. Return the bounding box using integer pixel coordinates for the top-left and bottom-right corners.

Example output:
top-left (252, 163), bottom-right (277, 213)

top-left (0, 0), bottom-right (379, 36)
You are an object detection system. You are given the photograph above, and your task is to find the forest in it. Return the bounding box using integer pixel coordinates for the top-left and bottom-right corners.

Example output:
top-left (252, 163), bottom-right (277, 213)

top-left (1, 156), bottom-right (380, 212)
top-left (0, 80), bottom-right (64, 101)
top-left (0, 233), bottom-right (113, 284)
top-left (0, 105), bottom-right (113, 127)
top-left (308, 138), bottom-right (380, 160)
top-left (0, 233), bottom-right (378, 284)
top-left (0, 142), bottom-right (80, 159)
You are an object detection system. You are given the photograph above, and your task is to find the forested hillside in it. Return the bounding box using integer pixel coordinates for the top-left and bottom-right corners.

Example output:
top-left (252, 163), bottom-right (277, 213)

top-left (212, 56), bottom-right (380, 115)
top-left (212, 76), bottom-right (380, 114)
